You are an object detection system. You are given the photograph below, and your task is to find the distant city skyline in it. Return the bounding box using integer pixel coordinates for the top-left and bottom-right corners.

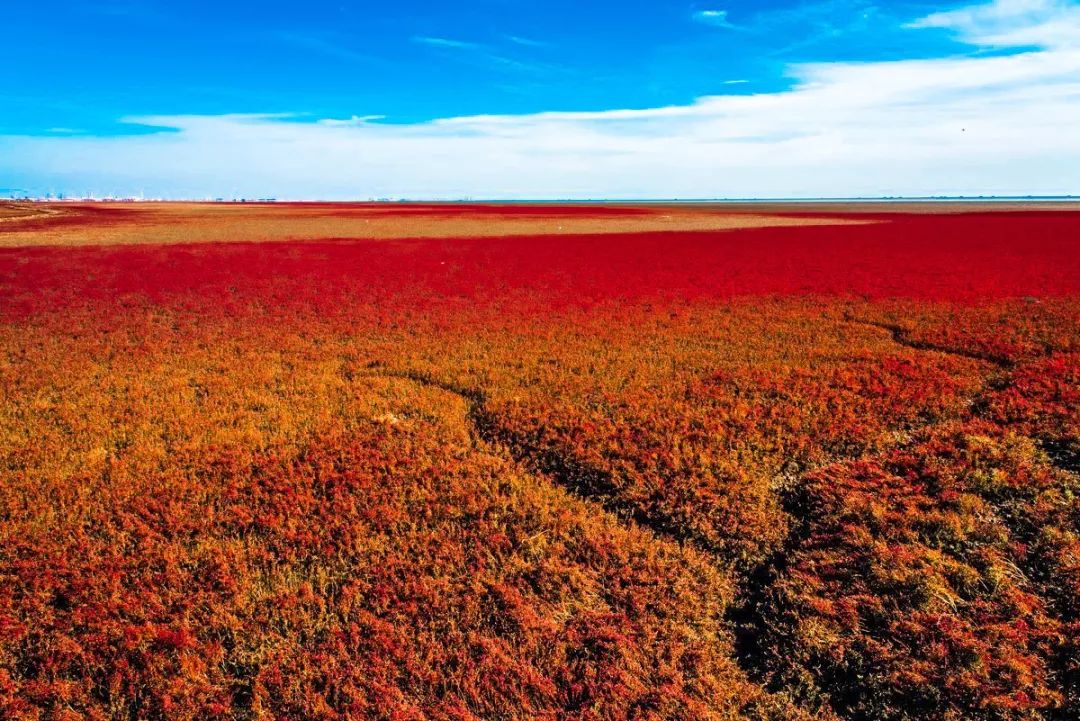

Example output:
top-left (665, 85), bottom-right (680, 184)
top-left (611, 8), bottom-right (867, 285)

top-left (3, 0), bottom-right (1080, 199)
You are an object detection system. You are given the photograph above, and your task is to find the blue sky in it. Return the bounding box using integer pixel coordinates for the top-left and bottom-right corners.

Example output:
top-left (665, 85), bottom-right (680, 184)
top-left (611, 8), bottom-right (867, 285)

top-left (0, 1), bottom-right (966, 134)
top-left (3, 0), bottom-right (1080, 198)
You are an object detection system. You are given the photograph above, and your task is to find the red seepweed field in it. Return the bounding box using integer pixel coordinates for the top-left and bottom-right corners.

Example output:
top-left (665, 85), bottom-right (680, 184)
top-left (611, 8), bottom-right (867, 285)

top-left (1, 202), bottom-right (1078, 721)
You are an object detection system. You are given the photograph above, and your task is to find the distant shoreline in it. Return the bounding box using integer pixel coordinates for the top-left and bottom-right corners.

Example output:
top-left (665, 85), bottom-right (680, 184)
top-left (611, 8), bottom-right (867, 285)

top-left (6, 197), bottom-right (1080, 217)
top-left (5, 195), bottom-right (1079, 204)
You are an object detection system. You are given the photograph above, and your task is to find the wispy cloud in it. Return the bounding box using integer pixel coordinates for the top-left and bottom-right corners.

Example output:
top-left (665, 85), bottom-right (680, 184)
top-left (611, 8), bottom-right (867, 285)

top-left (412, 36), bottom-right (481, 50)
top-left (276, 32), bottom-right (386, 65)
top-left (4, 0), bottom-right (1079, 199)
top-left (412, 35), bottom-right (561, 76)
top-left (720, 0), bottom-right (887, 58)
top-left (506, 35), bottom-right (547, 48)
top-left (907, 0), bottom-right (1080, 48)
top-left (695, 1), bottom-right (881, 39)
top-left (692, 9), bottom-right (738, 29)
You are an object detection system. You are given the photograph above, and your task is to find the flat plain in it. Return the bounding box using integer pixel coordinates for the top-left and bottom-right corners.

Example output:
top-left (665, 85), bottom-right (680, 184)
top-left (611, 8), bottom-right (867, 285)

top-left (1, 201), bottom-right (1077, 721)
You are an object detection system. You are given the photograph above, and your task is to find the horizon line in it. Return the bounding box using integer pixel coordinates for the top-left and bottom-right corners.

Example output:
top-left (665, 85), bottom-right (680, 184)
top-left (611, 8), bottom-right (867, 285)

top-left (7, 195), bottom-right (1080, 205)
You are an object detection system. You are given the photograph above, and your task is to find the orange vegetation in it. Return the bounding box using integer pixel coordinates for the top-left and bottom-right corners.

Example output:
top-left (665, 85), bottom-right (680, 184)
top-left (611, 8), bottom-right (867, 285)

top-left (0, 204), bottom-right (1077, 721)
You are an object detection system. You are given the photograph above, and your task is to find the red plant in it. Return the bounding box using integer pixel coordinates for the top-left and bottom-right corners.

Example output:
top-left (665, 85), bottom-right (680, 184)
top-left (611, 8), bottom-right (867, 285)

top-left (0, 206), bottom-right (1076, 720)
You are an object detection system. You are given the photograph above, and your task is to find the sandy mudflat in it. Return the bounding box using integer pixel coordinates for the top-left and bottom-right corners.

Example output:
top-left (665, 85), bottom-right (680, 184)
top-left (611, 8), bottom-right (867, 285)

top-left (0, 204), bottom-right (62, 222)
top-left (0, 201), bottom-right (872, 247)
top-left (4, 200), bottom-right (1077, 248)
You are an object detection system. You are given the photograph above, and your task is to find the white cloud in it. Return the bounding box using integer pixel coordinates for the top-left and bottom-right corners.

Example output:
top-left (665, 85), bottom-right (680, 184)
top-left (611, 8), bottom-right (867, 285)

top-left (908, 0), bottom-right (1080, 48)
top-left (317, 115), bottom-right (387, 126)
top-left (3, 0), bottom-right (1080, 199)
top-left (693, 9), bottom-right (738, 28)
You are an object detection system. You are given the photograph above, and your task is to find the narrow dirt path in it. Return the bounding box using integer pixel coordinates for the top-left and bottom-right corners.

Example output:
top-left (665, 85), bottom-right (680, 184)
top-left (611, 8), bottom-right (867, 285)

top-left (847, 314), bottom-right (1077, 476)
top-left (365, 364), bottom-right (807, 712)
top-left (844, 316), bottom-right (1013, 367)
top-left (727, 317), bottom-right (1020, 711)
top-left (362, 314), bottom-right (1067, 721)
top-left (367, 366), bottom-right (711, 549)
